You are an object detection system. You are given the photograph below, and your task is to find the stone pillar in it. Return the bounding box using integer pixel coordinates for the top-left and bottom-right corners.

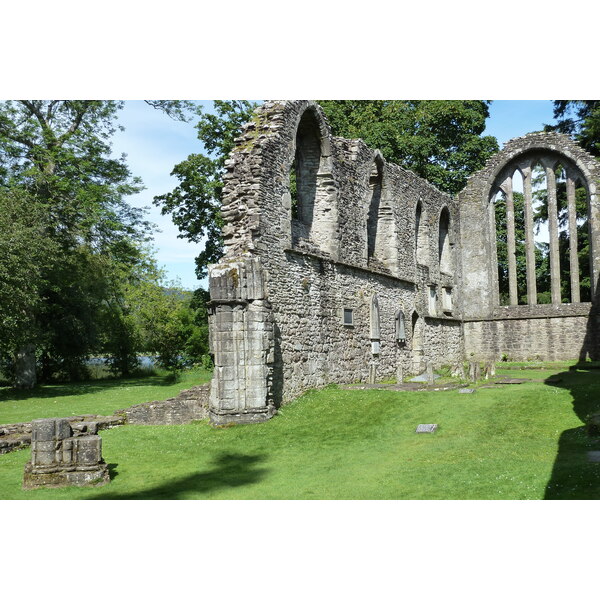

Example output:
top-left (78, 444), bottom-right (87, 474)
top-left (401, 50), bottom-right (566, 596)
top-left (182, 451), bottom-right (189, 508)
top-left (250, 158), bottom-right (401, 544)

top-left (567, 173), bottom-right (581, 302)
top-left (501, 176), bottom-right (518, 305)
top-left (521, 164), bottom-right (537, 305)
top-left (396, 363), bottom-right (403, 384)
top-left (368, 361), bottom-right (377, 384)
top-left (488, 197), bottom-right (500, 307)
top-left (546, 164), bottom-right (562, 304)
top-left (208, 257), bottom-right (276, 425)
top-left (426, 360), bottom-right (434, 384)
top-left (469, 361), bottom-right (480, 383)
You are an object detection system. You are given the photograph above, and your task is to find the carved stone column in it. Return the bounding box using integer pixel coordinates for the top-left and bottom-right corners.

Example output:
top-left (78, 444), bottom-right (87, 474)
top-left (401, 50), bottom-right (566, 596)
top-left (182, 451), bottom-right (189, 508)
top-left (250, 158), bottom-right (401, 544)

top-left (545, 163), bottom-right (562, 304)
top-left (566, 173), bottom-right (580, 302)
top-left (500, 176), bottom-right (518, 305)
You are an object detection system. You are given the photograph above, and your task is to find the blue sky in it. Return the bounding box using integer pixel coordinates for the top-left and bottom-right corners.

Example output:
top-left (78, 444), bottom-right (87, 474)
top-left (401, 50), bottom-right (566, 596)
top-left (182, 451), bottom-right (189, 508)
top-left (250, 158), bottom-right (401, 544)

top-left (113, 100), bottom-right (560, 291)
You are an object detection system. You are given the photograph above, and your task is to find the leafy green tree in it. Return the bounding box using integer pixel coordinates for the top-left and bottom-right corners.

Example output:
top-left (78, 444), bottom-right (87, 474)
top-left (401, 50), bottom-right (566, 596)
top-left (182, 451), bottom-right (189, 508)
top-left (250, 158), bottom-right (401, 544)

top-left (0, 189), bottom-right (57, 371)
top-left (132, 280), bottom-right (203, 375)
top-left (0, 100), bottom-right (193, 384)
top-left (531, 165), bottom-right (590, 303)
top-left (318, 100), bottom-right (499, 194)
top-left (154, 101), bottom-right (258, 278)
top-left (546, 101), bottom-right (600, 156)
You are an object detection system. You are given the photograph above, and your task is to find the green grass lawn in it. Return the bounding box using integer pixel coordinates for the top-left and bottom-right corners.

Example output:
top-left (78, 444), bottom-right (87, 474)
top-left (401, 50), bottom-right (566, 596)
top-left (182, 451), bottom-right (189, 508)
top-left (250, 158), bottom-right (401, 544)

top-left (0, 368), bottom-right (212, 425)
top-left (1, 362), bottom-right (599, 499)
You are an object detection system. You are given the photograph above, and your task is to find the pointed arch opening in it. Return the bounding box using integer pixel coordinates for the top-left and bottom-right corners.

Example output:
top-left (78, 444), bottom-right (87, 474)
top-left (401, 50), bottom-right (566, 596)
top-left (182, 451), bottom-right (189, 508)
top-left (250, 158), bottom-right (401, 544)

top-left (411, 311), bottom-right (423, 354)
top-left (438, 206), bottom-right (452, 275)
top-left (289, 107), bottom-right (338, 255)
top-left (415, 201), bottom-right (429, 266)
top-left (488, 146), bottom-right (593, 308)
top-left (367, 156), bottom-right (384, 261)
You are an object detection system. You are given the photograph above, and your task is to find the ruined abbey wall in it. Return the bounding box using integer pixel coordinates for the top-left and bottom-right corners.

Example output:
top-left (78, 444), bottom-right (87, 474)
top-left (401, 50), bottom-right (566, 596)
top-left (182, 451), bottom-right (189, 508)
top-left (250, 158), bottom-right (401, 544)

top-left (209, 101), bottom-right (464, 424)
top-left (208, 101), bottom-right (600, 425)
top-left (458, 132), bottom-right (600, 363)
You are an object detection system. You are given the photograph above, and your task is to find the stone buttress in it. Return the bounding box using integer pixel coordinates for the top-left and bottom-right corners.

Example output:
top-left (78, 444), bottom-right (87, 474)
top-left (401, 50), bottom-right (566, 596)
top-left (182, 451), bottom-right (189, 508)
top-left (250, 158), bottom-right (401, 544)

top-left (208, 257), bottom-right (276, 425)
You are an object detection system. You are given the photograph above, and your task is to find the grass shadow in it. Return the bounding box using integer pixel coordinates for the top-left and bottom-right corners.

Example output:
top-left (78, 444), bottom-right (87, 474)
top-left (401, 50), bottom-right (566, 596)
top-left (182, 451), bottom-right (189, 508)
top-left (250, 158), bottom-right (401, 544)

top-left (544, 365), bottom-right (600, 499)
top-left (94, 452), bottom-right (269, 500)
top-left (107, 463), bottom-right (119, 482)
top-left (0, 374), bottom-right (186, 404)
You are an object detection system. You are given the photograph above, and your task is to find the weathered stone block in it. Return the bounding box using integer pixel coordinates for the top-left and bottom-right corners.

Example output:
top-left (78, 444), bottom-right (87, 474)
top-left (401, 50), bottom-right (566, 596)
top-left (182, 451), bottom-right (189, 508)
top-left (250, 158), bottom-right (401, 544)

top-left (23, 418), bottom-right (109, 490)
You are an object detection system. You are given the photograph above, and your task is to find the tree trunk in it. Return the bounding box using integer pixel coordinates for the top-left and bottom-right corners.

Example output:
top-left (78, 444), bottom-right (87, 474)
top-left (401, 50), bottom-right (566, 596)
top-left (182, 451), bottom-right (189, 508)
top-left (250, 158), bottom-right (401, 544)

top-left (15, 344), bottom-right (36, 389)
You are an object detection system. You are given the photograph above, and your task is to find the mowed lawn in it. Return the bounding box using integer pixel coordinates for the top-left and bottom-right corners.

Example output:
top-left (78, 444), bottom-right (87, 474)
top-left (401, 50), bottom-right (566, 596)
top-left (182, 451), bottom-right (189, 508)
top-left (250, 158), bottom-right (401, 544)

top-left (1, 363), bottom-right (600, 499)
top-left (0, 369), bottom-right (212, 425)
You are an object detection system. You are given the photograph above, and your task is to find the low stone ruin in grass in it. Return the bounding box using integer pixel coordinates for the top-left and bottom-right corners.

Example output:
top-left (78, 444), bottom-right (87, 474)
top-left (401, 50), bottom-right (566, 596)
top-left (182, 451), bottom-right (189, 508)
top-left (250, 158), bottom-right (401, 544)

top-left (23, 417), bottom-right (109, 489)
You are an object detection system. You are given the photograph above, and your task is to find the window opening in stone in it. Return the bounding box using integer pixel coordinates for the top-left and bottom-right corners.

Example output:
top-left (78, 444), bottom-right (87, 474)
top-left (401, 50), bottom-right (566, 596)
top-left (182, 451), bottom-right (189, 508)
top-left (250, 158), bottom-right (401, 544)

top-left (370, 294), bottom-right (380, 355)
top-left (343, 308), bottom-right (354, 326)
top-left (367, 158), bottom-right (383, 260)
top-left (442, 287), bottom-right (452, 313)
top-left (569, 176), bottom-right (592, 302)
top-left (411, 311), bottom-right (423, 355)
top-left (291, 109), bottom-right (321, 231)
top-left (531, 161), bottom-right (553, 304)
top-left (550, 165), bottom-right (591, 303)
top-left (428, 286), bottom-right (437, 316)
top-left (415, 201), bottom-right (428, 265)
top-left (290, 108), bottom-right (337, 255)
top-left (438, 207), bottom-right (452, 274)
top-left (289, 158), bottom-right (298, 219)
top-left (395, 310), bottom-right (406, 346)
top-left (491, 156), bottom-right (591, 307)
top-left (493, 169), bottom-right (528, 305)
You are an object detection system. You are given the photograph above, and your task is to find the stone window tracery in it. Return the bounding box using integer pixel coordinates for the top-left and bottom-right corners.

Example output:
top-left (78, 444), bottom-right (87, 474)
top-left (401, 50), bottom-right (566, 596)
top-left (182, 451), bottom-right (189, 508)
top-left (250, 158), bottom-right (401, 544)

top-left (490, 153), bottom-right (591, 306)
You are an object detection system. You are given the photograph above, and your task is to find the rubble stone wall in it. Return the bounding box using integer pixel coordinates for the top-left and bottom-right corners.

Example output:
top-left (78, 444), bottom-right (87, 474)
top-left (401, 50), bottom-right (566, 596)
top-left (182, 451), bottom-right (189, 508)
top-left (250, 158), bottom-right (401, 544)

top-left (209, 101), bottom-right (464, 421)
top-left (464, 314), bottom-right (598, 362)
top-left (208, 101), bottom-right (600, 424)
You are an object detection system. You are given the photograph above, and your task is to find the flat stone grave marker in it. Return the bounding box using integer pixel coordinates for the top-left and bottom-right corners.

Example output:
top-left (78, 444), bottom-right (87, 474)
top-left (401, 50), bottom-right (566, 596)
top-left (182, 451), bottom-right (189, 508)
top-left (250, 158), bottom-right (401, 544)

top-left (416, 424), bottom-right (438, 433)
top-left (494, 378), bottom-right (530, 385)
top-left (410, 373), bottom-right (440, 382)
top-left (587, 451), bottom-right (600, 463)
top-left (458, 388), bottom-right (475, 394)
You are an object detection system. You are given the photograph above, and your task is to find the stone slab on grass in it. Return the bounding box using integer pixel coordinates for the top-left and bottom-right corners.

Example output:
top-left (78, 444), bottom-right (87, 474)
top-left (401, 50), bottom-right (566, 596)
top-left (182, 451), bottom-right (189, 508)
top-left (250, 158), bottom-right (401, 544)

top-left (416, 424), bottom-right (438, 433)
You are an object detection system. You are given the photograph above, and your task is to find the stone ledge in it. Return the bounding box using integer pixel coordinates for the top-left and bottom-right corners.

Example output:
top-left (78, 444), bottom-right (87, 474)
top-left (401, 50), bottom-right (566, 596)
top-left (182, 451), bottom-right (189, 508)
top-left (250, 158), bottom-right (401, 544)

top-left (464, 303), bottom-right (593, 322)
top-left (0, 383), bottom-right (210, 454)
top-left (23, 461), bottom-right (110, 489)
top-left (284, 246), bottom-right (416, 286)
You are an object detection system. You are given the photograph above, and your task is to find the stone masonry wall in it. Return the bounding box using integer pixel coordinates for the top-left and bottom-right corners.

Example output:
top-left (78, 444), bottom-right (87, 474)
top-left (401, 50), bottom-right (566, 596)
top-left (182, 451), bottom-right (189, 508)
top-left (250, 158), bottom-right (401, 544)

top-left (458, 132), bottom-right (600, 319)
top-left (209, 102), bottom-right (600, 424)
top-left (464, 314), bottom-right (599, 362)
top-left (209, 101), bottom-right (464, 420)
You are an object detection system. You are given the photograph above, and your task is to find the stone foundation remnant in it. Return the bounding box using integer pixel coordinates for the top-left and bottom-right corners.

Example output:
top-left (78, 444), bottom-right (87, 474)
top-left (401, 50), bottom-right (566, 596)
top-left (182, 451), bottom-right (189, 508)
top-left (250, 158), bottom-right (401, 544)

top-left (206, 100), bottom-right (600, 424)
top-left (23, 418), bottom-right (109, 489)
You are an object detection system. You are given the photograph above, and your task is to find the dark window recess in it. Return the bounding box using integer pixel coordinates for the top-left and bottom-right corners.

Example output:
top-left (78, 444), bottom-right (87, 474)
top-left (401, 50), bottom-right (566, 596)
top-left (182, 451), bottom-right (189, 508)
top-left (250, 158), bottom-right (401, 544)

top-left (396, 310), bottom-right (406, 346)
top-left (343, 308), bottom-right (354, 326)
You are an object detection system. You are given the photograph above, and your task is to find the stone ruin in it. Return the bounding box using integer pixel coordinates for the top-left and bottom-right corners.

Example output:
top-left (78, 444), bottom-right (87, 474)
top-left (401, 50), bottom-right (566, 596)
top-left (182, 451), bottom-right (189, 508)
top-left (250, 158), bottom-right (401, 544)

top-left (23, 418), bottom-right (109, 489)
top-left (207, 100), bottom-right (600, 425)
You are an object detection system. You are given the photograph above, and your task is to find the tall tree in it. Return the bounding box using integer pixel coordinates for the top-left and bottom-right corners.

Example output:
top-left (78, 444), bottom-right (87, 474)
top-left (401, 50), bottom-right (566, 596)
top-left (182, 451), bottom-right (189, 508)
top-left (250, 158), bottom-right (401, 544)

top-left (318, 100), bottom-right (499, 194)
top-left (154, 100), bottom-right (258, 278)
top-left (546, 101), bottom-right (600, 156)
top-left (0, 100), bottom-right (193, 385)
